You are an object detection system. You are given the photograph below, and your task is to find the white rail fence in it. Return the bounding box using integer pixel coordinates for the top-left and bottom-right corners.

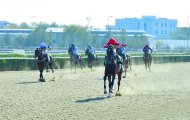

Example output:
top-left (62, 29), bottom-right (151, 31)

top-left (0, 46), bottom-right (190, 55)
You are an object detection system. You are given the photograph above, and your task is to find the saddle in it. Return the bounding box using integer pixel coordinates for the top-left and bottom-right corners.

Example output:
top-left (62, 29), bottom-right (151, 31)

top-left (144, 53), bottom-right (151, 60)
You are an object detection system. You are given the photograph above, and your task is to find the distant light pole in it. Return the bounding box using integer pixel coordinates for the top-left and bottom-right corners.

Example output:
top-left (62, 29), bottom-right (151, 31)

top-left (30, 16), bottom-right (35, 28)
top-left (108, 16), bottom-right (112, 30)
top-left (86, 17), bottom-right (91, 30)
top-left (187, 16), bottom-right (190, 48)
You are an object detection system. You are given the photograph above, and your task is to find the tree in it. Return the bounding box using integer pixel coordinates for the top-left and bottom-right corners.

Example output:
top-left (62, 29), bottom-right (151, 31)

top-left (170, 27), bottom-right (190, 40)
top-left (19, 22), bottom-right (29, 29)
top-left (61, 25), bottom-right (92, 48)
top-left (2, 34), bottom-right (11, 46)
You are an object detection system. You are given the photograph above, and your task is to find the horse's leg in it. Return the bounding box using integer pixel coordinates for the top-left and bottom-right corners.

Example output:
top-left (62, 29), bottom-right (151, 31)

top-left (123, 62), bottom-right (127, 78)
top-left (46, 63), bottom-right (49, 72)
top-left (116, 70), bottom-right (122, 96)
top-left (49, 57), bottom-right (54, 73)
top-left (117, 73), bottom-right (121, 92)
top-left (103, 74), bottom-right (107, 94)
top-left (74, 61), bottom-right (77, 73)
top-left (108, 75), bottom-right (112, 93)
top-left (129, 58), bottom-right (132, 71)
top-left (80, 59), bottom-right (83, 70)
top-left (70, 60), bottom-right (73, 73)
top-left (144, 60), bottom-right (147, 70)
top-left (148, 58), bottom-right (152, 71)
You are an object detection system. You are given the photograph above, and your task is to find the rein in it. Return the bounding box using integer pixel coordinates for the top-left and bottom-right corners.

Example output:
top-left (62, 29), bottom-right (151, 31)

top-left (38, 57), bottom-right (46, 63)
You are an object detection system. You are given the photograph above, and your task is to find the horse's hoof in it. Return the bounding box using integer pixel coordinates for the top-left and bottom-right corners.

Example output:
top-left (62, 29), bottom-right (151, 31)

top-left (107, 93), bottom-right (112, 98)
top-left (39, 78), bottom-right (45, 82)
top-left (115, 91), bottom-right (121, 96)
top-left (123, 76), bottom-right (126, 78)
top-left (104, 91), bottom-right (107, 94)
top-left (109, 89), bottom-right (113, 93)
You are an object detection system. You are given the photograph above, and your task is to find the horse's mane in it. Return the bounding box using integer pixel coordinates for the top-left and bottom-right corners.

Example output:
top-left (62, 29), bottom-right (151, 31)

top-left (107, 45), bottom-right (115, 61)
top-left (34, 48), bottom-right (39, 58)
top-left (68, 47), bottom-right (73, 55)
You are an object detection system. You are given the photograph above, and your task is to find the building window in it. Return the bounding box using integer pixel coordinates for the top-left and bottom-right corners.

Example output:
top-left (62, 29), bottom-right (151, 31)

top-left (161, 23), bottom-right (163, 27)
top-left (165, 23), bottom-right (167, 27)
top-left (173, 23), bottom-right (175, 27)
top-left (170, 23), bottom-right (172, 27)
top-left (155, 30), bottom-right (158, 34)
top-left (161, 30), bottom-right (163, 34)
top-left (155, 23), bottom-right (158, 27)
top-left (165, 30), bottom-right (167, 35)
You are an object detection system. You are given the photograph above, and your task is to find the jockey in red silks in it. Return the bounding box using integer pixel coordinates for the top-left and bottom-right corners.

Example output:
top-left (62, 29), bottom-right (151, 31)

top-left (104, 38), bottom-right (124, 64)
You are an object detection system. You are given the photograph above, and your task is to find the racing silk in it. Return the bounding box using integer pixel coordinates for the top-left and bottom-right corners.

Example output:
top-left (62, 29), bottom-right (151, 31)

top-left (118, 47), bottom-right (125, 55)
top-left (143, 46), bottom-right (153, 54)
top-left (71, 46), bottom-right (78, 56)
top-left (89, 47), bottom-right (95, 54)
top-left (39, 42), bottom-right (47, 54)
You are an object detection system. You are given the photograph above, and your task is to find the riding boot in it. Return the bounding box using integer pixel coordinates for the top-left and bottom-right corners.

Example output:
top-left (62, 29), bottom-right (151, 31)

top-left (116, 55), bottom-right (122, 64)
top-left (104, 56), bottom-right (107, 66)
top-left (46, 54), bottom-right (50, 63)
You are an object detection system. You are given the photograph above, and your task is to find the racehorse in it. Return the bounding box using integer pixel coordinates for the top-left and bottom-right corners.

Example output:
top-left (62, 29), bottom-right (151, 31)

top-left (68, 47), bottom-right (83, 73)
top-left (45, 54), bottom-right (54, 73)
top-left (85, 48), bottom-right (98, 70)
top-left (103, 45), bottom-right (123, 97)
top-left (143, 53), bottom-right (152, 71)
top-left (122, 53), bottom-right (132, 78)
top-left (34, 48), bottom-right (54, 82)
top-left (46, 56), bottom-right (54, 73)
top-left (116, 48), bottom-right (132, 78)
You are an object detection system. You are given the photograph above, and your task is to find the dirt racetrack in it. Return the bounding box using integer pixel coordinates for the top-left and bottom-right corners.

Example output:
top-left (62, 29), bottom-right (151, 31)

top-left (1, 62), bottom-right (190, 120)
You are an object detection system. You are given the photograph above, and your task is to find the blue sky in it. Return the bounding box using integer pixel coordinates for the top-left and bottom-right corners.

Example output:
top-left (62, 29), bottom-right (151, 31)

top-left (0, 0), bottom-right (190, 29)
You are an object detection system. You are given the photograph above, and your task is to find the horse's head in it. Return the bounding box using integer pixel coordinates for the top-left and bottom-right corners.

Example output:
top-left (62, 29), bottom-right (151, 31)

top-left (34, 48), bottom-right (40, 58)
top-left (85, 48), bottom-right (90, 55)
top-left (106, 45), bottom-right (115, 63)
top-left (35, 48), bottom-right (44, 60)
top-left (68, 47), bottom-right (73, 56)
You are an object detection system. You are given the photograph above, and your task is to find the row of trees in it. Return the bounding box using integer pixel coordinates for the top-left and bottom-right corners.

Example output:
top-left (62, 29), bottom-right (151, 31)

top-left (0, 22), bottom-right (150, 49)
top-left (170, 27), bottom-right (190, 40)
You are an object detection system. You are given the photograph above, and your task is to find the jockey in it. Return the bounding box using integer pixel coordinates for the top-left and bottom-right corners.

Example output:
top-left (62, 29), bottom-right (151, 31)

top-left (143, 44), bottom-right (153, 58)
top-left (117, 43), bottom-right (128, 60)
top-left (69, 44), bottom-right (78, 57)
top-left (88, 45), bottom-right (95, 54)
top-left (104, 38), bottom-right (122, 64)
top-left (39, 42), bottom-right (51, 63)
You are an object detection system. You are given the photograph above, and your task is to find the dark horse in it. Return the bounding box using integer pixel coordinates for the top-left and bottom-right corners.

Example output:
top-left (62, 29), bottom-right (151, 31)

top-left (116, 48), bottom-right (132, 78)
top-left (143, 53), bottom-right (152, 71)
top-left (68, 47), bottom-right (83, 73)
top-left (34, 48), bottom-right (54, 82)
top-left (103, 45), bottom-right (123, 97)
top-left (85, 48), bottom-right (99, 70)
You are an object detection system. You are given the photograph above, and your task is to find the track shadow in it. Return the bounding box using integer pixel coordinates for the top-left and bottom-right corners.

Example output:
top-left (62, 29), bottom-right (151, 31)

top-left (75, 96), bottom-right (107, 103)
top-left (16, 81), bottom-right (40, 84)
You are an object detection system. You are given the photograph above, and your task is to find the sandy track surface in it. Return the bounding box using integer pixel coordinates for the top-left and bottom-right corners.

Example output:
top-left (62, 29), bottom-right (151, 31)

top-left (1, 62), bottom-right (190, 120)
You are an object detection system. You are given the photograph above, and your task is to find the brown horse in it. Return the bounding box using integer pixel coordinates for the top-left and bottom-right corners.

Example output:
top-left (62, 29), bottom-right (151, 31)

top-left (34, 48), bottom-right (51, 82)
top-left (68, 47), bottom-right (83, 73)
top-left (103, 45), bottom-right (123, 97)
top-left (122, 53), bottom-right (132, 78)
top-left (116, 48), bottom-right (132, 78)
top-left (85, 48), bottom-right (99, 70)
top-left (143, 53), bottom-right (152, 71)
top-left (35, 48), bottom-right (54, 82)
